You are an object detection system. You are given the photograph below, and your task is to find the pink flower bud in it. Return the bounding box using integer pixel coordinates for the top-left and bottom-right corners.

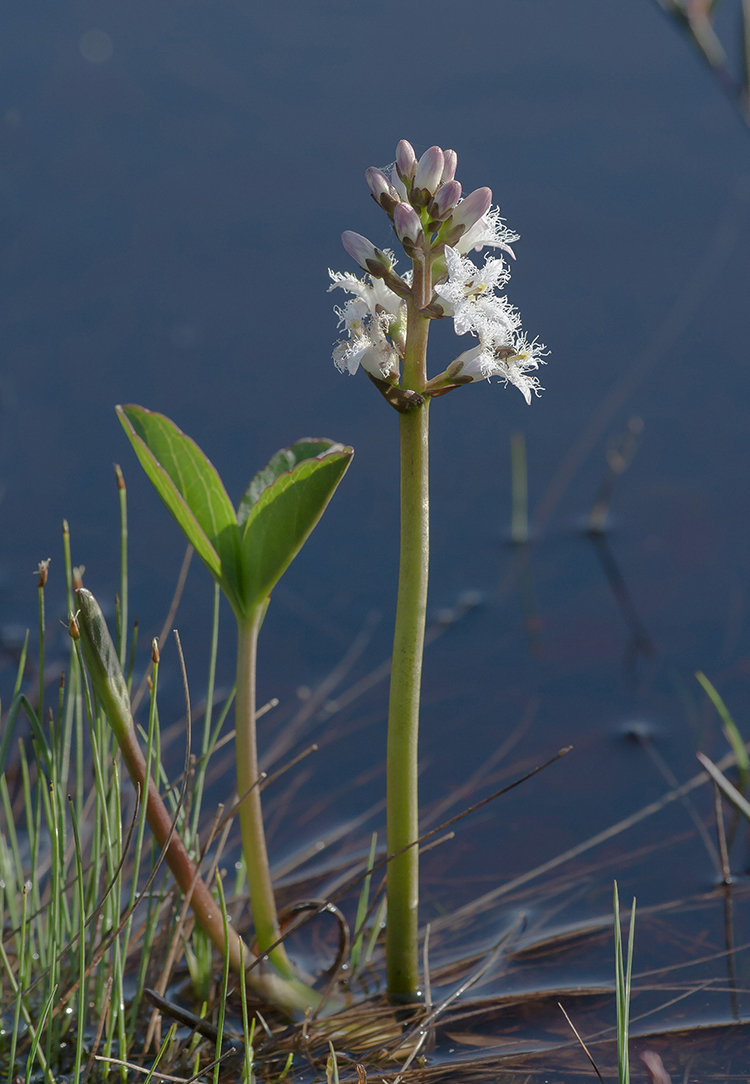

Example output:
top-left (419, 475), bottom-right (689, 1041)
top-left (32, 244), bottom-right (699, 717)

top-left (390, 166), bottom-right (408, 201)
top-left (341, 231), bottom-right (389, 274)
top-left (414, 146), bottom-right (445, 196)
top-left (451, 187), bottom-right (493, 233)
top-left (396, 139), bottom-right (417, 181)
top-left (441, 150), bottom-right (458, 183)
top-left (366, 167), bottom-right (398, 210)
top-left (429, 180), bottom-right (462, 219)
top-left (393, 202), bottom-right (423, 246)
top-left (366, 167), bottom-right (390, 199)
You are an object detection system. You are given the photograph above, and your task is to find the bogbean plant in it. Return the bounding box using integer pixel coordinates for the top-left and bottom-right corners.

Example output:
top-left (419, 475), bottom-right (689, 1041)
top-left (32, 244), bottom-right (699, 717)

top-left (0, 137), bottom-right (547, 1074)
top-left (328, 139), bottom-right (546, 1001)
top-left (106, 408), bottom-right (354, 1015)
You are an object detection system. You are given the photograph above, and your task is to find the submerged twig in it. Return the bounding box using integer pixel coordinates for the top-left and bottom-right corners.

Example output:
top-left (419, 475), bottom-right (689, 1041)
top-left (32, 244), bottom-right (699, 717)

top-left (558, 1002), bottom-right (606, 1084)
top-left (433, 739), bottom-right (750, 933)
top-left (390, 914), bottom-right (525, 1069)
top-left (713, 782), bottom-right (732, 883)
top-left (245, 746), bottom-right (572, 976)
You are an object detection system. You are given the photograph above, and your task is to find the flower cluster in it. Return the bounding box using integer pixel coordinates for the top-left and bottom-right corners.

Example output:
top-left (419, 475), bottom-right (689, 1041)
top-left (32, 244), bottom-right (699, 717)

top-left (329, 140), bottom-right (546, 404)
top-left (329, 264), bottom-right (405, 381)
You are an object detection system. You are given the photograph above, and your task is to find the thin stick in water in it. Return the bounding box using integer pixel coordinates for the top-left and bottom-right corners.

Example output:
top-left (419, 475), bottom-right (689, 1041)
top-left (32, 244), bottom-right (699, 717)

top-left (558, 1002), bottom-right (606, 1084)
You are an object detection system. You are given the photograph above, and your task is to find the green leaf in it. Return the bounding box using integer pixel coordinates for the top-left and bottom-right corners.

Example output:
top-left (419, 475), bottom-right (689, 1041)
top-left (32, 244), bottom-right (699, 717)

top-left (237, 439), bottom-right (344, 525)
top-left (240, 449), bottom-right (353, 610)
top-left (117, 405), bottom-right (241, 604)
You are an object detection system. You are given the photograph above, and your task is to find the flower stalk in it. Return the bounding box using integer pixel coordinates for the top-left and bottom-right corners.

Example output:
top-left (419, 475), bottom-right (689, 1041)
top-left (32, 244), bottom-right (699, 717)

top-left (329, 139), bottom-right (548, 1003)
top-left (386, 257), bottom-right (432, 1000)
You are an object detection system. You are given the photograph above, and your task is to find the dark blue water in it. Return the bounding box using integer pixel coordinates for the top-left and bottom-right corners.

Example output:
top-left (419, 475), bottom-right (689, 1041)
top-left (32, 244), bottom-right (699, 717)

top-left (3, 0), bottom-right (750, 1070)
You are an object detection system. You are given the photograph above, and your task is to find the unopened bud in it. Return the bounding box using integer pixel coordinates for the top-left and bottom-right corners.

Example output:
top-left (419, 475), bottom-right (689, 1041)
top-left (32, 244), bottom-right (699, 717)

top-left (413, 146), bottom-right (445, 198)
top-left (393, 203), bottom-right (423, 247)
top-left (395, 139), bottom-right (416, 182)
top-left (365, 167), bottom-right (399, 213)
top-left (341, 231), bottom-right (392, 277)
top-left (151, 638), bottom-right (160, 665)
top-left (446, 347), bottom-right (485, 383)
top-left (35, 559), bottom-right (51, 588)
top-left (389, 165), bottom-right (408, 201)
top-left (450, 187), bottom-right (493, 234)
top-left (114, 463), bottom-right (126, 490)
top-left (441, 150), bottom-right (458, 183)
top-left (428, 180), bottom-right (462, 220)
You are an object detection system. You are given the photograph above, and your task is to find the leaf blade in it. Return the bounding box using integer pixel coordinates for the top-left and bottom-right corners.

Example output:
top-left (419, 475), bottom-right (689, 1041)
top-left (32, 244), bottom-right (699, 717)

top-left (237, 439), bottom-right (345, 525)
top-left (240, 449), bottom-right (353, 609)
top-left (695, 670), bottom-right (749, 776)
top-left (117, 405), bottom-right (239, 598)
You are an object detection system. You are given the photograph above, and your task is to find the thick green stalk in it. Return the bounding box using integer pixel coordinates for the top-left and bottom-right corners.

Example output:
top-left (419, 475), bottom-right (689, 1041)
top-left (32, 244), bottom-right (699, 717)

top-left (386, 257), bottom-right (431, 1003)
top-left (235, 614), bottom-right (295, 979)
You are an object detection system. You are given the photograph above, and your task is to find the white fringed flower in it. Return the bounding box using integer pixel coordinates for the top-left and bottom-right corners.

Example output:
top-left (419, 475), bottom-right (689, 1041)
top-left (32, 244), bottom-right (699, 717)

top-left (453, 329), bottom-right (547, 405)
top-left (434, 247), bottom-right (517, 336)
top-left (454, 205), bottom-right (519, 258)
top-left (328, 269), bottom-right (404, 379)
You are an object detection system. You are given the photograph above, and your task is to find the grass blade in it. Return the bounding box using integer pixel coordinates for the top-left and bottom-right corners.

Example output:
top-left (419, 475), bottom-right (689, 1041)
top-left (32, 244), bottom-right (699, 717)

top-left (24, 984), bottom-right (56, 1084)
top-left (214, 871), bottom-right (231, 1084)
top-left (613, 881), bottom-right (635, 1084)
top-left (695, 671), bottom-right (749, 783)
top-left (350, 832), bottom-right (377, 971)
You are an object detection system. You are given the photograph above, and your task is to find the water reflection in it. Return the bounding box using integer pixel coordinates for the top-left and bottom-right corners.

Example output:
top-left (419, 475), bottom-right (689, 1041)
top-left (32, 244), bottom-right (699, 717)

top-left (588, 531), bottom-right (657, 686)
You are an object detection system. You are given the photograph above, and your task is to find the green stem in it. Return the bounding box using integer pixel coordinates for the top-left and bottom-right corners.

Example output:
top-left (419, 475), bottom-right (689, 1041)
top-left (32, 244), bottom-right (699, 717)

top-left (68, 798), bottom-right (86, 1084)
top-left (190, 581), bottom-right (221, 843)
top-left (115, 464), bottom-right (128, 669)
top-left (37, 581), bottom-right (45, 728)
top-left (386, 256), bottom-right (431, 1003)
top-left (235, 614), bottom-right (294, 979)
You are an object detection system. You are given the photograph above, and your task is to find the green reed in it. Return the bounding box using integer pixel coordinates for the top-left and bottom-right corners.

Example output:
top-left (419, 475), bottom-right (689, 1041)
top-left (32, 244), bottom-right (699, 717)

top-left (0, 468), bottom-right (299, 1078)
top-left (613, 881), bottom-right (636, 1084)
